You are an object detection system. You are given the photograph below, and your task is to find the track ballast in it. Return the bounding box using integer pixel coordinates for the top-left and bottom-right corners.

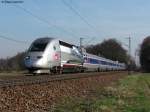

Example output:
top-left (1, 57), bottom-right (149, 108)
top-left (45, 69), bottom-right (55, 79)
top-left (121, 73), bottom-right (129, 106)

top-left (0, 71), bottom-right (126, 88)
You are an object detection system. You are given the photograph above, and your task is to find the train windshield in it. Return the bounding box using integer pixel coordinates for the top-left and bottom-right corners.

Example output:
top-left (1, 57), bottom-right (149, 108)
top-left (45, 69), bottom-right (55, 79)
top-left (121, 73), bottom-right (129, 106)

top-left (29, 42), bottom-right (48, 52)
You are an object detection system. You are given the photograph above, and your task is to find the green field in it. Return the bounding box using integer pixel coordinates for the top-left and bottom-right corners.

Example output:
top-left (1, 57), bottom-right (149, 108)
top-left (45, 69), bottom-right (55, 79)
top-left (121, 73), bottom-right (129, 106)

top-left (50, 73), bottom-right (150, 112)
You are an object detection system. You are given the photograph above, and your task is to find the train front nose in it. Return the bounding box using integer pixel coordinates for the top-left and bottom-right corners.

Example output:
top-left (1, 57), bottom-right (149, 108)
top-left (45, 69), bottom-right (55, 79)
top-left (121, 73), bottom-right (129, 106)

top-left (24, 55), bottom-right (36, 68)
top-left (24, 55), bottom-right (43, 68)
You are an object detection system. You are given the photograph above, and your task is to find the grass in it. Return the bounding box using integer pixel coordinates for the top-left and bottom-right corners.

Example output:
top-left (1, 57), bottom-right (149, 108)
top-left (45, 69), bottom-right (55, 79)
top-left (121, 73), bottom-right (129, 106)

top-left (49, 73), bottom-right (150, 112)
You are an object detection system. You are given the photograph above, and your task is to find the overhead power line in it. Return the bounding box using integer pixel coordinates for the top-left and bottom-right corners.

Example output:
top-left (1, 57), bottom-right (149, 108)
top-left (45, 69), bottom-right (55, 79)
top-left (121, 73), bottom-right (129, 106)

top-left (0, 34), bottom-right (29, 44)
top-left (62, 0), bottom-right (93, 29)
top-left (62, 0), bottom-right (99, 36)
top-left (14, 5), bottom-right (78, 38)
top-left (85, 37), bottom-right (96, 45)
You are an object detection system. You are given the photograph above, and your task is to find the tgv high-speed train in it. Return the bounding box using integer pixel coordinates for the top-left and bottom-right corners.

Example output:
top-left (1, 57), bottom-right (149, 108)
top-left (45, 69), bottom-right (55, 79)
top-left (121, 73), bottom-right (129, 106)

top-left (24, 37), bottom-right (125, 74)
top-left (83, 52), bottom-right (125, 72)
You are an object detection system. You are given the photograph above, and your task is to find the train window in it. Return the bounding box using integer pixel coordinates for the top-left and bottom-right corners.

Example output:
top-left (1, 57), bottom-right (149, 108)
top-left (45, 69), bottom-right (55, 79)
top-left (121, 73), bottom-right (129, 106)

top-left (29, 42), bottom-right (48, 52)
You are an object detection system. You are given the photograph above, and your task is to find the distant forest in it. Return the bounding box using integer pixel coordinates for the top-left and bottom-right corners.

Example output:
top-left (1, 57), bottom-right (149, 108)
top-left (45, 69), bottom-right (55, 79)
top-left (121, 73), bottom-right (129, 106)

top-left (86, 39), bottom-right (128, 63)
top-left (0, 52), bottom-right (26, 72)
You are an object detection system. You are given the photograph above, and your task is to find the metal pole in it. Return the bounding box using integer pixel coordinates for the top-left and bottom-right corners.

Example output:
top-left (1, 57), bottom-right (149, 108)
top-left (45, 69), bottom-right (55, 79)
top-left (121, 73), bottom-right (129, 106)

top-left (128, 36), bottom-right (131, 75)
top-left (80, 37), bottom-right (84, 54)
top-left (80, 37), bottom-right (83, 48)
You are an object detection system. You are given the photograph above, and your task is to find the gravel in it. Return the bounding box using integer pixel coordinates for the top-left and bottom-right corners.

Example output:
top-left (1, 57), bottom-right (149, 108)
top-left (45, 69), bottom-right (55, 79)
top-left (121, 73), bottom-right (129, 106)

top-left (0, 72), bottom-right (127, 112)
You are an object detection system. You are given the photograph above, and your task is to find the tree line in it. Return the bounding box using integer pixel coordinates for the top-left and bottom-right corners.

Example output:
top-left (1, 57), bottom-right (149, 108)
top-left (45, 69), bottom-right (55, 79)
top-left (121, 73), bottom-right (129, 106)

top-left (140, 36), bottom-right (150, 72)
top-left (0, 52), bottom-right (25, 72)
top-left (86, 38), bottom-right (137, 70)
top-left (86, 39), bottom-right (128, 63)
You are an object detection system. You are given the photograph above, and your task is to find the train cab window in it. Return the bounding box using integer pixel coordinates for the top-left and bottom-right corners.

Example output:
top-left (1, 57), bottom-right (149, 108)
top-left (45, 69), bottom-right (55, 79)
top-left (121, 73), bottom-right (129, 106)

top-left (29, 42), bottom-right (48, 52)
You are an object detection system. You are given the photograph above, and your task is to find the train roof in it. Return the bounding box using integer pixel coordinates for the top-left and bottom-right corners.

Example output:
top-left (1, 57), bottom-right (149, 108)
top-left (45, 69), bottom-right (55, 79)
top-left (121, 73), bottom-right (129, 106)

top-left (83, 52), bottom-right (108, 60)
top-left (84, 52), bottom-right (125, 64)
top-left (34, 37), bottom-right (55, 43)
top-left (34, 37), bottom-right (77, 46)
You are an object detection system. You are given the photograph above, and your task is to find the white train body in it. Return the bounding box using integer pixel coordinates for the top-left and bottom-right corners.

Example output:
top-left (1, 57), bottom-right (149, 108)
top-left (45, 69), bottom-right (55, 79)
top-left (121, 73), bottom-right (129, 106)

top-left (24, 37), bottom-right (83, 73)
top-left (24, 37), bottom-right (126, 74)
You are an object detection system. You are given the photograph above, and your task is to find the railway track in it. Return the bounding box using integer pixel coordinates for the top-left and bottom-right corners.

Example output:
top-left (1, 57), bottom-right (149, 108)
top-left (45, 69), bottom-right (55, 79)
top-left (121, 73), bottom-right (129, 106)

top-left (0, 71), bottom-right (126, 88)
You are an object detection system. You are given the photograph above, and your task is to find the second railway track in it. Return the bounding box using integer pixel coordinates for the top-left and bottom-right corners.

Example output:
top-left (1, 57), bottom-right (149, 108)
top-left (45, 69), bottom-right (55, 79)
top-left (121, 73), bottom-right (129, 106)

top-left (0, 71), bottom-right (126, 88)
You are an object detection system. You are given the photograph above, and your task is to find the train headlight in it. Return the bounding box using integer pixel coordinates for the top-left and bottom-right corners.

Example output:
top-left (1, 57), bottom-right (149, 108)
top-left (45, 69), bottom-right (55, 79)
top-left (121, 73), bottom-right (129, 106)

top-left (37, 56), bottom-right (43, 59)
top-left (25, 56), bottom-right (30, 60)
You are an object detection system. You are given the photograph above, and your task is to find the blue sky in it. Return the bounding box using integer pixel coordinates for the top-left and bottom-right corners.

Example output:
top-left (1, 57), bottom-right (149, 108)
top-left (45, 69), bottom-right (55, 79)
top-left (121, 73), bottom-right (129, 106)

top-left (0, 0), bottom-right (150, 59)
